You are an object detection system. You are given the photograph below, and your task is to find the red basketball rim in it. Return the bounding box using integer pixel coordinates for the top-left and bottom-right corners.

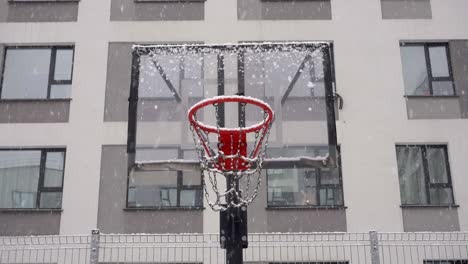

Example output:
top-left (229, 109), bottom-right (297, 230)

top-left (188, 95), bottom-right (274, 134)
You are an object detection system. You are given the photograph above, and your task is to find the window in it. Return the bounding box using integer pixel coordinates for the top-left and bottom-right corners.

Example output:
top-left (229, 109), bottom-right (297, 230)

top-left (127, 148), bottom-right (203, 208)
top-left (396, 145), bottom-right (454, 205)
top-left (0, 46), bottom-right (74, 100)
top-left (0, 149), bottom-right (66, 209)
top-left (400, 43), bottom-right (455, 96)
top-left (267, 146), bottom-right (344, 207)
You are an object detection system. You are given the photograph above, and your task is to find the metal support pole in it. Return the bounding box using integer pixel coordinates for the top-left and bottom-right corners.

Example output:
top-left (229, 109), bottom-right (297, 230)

top-left (90, 229), bottom-right (100, 264)
top-left (369, 230), bottom-right (380, 264)
top-left (224, 177), bottom-right (244, 264)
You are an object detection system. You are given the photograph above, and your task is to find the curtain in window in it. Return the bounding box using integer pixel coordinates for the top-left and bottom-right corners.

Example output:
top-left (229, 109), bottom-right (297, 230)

top-left (396, 146), bottom-right (427, 205)
top-left (0, 151), bottom-right (41, 208)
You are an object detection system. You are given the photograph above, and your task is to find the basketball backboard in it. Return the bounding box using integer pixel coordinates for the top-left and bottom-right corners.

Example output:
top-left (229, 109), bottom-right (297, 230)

top-left (126, 42), bottom-right (338, 208)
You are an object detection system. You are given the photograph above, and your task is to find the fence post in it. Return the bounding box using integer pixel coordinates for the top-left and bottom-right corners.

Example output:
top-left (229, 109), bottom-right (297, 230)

top-left (90, 229), bottom-right (100, 264)
top-left (369, 230), bottom-right (380, 264)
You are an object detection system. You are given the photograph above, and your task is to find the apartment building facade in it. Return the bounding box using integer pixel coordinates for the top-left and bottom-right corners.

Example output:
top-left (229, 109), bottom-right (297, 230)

top-left (0, 0), bottom-right (467, 237)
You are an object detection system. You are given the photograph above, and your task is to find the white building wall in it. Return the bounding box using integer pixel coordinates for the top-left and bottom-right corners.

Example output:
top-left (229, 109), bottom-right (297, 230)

top-left (0, 0), bottom-right (467, 234)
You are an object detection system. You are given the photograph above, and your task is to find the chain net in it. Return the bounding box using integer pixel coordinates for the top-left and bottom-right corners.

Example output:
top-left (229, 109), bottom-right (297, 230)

top-left (189, 97), bottom-right (273, 211)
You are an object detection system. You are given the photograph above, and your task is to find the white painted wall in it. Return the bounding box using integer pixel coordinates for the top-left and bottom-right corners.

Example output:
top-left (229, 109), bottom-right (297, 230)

top-left (0, 0), bottom-right (467, 234)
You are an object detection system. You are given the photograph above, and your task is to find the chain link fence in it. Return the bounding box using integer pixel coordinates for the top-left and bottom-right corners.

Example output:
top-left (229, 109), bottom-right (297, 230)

top-left (1, 231), bottom-right (467, 264)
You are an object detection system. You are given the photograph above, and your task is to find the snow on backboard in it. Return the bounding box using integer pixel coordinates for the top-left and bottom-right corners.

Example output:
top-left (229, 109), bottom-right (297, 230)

top-left (127, 43), bottom-right (338, 172)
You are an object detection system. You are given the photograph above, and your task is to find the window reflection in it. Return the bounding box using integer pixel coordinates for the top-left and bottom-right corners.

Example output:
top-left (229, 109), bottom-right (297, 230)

top-left (128, 148), bottom-right (203, 208)
top-left (400, 43), bottom-right (454, 96)
top-left (1, 47), bottom-right (74, 100)
top-left (396, 145), bottom-right (454, 205)
top-left (0, 149), bottom-right (65, 209)
top-left (267, 146), bottom-right (343, 207)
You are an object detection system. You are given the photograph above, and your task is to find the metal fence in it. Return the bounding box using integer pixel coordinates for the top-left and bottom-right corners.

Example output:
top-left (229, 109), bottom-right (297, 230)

top-left (1, 230), bottom-right (468, 264)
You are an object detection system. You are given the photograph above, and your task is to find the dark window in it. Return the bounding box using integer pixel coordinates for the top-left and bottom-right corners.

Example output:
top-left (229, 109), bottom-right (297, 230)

top-left (127, 147), bottom-right (203, 208)
top-left (400, 43), bottom-right (455, 96)
top-left (267, 146), bottom-right (344, 207)
top-left (396, 145), bottom-right (455, 205)
top-left (0, 46), bottom-right (74, 99)
top-left (0, 149), bottom-right (66, 209)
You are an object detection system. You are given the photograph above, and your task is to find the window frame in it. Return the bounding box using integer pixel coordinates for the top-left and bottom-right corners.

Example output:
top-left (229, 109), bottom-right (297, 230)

top-left (0, 46), bottom-right (75, 100)
top-left (400, 42), bottom-right (456, 96)
top-left (266, 146), bottom-right (344, 208)
top-left (396, 144), bottom-right (455, 206)
top-left (126, 146), bottom-right (203, 209)
top-left (0, 148), bottom-right (66, 210)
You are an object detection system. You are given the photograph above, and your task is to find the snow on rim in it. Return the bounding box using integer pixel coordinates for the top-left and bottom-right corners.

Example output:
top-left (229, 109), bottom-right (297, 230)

top-left (188, 95), bottom-right (274, 133)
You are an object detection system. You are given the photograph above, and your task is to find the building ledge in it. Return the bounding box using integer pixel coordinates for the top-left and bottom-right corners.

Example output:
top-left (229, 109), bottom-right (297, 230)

top-left (266, 205), bottom-right (347, 210)
top-left (124, 207), bottom-right (204, 211)
top-left (0, 98), bottom-right (72, 103)
top-left (401, 204), bottom-right (459, 209)
top-left (404, 95), bottom-right (459, 99)
top-left (0, 208), bottom-right (63, 213)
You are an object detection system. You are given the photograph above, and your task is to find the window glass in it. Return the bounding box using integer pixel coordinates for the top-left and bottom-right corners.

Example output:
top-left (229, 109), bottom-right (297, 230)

top-left (396, 145), bottom-right (454, 205)
top-left (50, 84), bottom-right (72, 99)
top-left (396, 146), bottom-right (427, 205)
top-left (426, 147), bottom-right (449, 184)
top-left (130, 147), bottom-right (203, 208)
top-left (39, 192), bottom-right (62, 209)
top-left (135, 148), bottom-right (179, 163)
top-left (400, 46), bottom-right (429, 96)
top-left (160, 188), bottom-right (177, 206)
top-left (180, 190), bottom-right (202, 207)
top-left (183, 54), bottom-right (204, 98)
top-left (429, 46), bottom-right (450, 78)
top-left (432, 81), bottom-right (454, 96)
top-left (0, 150), bottom-right (41, 208)
top-left (128, 170), bottom-right (178, 207)
top-left (267, 146), bottom-right (343, 207)
top-left (44, 152), bottom-right (64, 187)
top-left (320, 168), bottom-right (340, 185)
top-left (138, 54), bottom-right (181, 98)
top-left (1, 49), bottom-right (51, 99)
top-left (54, 49), bottom-right (74, 81)
top-left (429, 188), bottom-right (454, 205)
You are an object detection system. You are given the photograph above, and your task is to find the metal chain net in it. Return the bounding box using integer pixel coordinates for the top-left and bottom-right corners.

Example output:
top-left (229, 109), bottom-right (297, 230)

top-left (189, 101), bottom-right (273, 211)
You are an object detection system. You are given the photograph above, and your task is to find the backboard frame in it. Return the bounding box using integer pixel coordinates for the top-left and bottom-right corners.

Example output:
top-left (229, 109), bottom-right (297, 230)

top-left (127, 42), bottom-right (338, 173)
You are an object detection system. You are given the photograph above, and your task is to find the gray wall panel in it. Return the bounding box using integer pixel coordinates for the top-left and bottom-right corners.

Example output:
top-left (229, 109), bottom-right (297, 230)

top-left (381, 0), bottom-right (432, 19)
top-left (104, 43), bottom-right (133, 122)
top-left (0, 211), bottom-right (61, 236)
top-left (0, 1), bottom-right (8, 22)
top-left (98, 145), bottom-right (203, 233)
top-left (406, 97), bottom-right (461, 119)
top-left (449, 40), bottom-right (468, 118)
top-left (6, 0), bottom-right (79, 22)
top-left (0, 100), bottom-right (70, 123)
top-left (110, 0), bottom-right (204, 21)
top-left (402, 207), bottom-right (460, 232)
top-left (245, 173), bottom-right (346, 232)
top-left (238, 0), bottom-right (331, 20)
top-left (267, 208), bottom-right (347, 232)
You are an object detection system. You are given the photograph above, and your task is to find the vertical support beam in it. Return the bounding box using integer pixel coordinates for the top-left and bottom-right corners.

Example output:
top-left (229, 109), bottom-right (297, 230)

top-left (323, 43), bottom-right (338, 167)
top-left (90, 229), bottom-right (100, 264)
top-left (369, 230), bottom-right (380, 264)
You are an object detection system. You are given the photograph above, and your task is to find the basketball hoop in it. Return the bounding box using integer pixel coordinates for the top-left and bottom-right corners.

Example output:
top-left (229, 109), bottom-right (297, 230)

top-left (188, 95), bottom-right (274, 211)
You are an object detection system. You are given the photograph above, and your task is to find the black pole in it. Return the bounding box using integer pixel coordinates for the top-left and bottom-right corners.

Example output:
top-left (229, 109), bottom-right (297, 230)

top-left (222, 176), bottom-right (244, 264)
